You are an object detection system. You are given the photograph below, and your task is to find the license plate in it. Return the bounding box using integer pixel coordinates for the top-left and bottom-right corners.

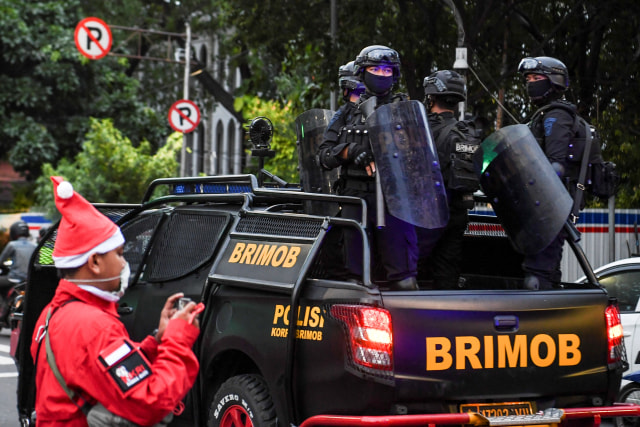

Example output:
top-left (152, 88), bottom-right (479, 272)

top-left (460, 402), bottom-right (533, 417)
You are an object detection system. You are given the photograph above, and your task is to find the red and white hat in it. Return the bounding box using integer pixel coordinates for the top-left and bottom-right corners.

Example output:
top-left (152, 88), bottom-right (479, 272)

top-left (51, 176), bottom-right (125, 269)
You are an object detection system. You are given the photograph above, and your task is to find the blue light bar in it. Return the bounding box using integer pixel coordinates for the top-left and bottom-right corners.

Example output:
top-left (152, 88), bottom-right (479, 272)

top-left (170, 183), bottom-right (252, 195)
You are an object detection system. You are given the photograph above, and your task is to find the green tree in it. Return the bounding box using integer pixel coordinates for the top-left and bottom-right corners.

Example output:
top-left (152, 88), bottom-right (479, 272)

top-left (0, 0), bottom-right (169, 179)
top-left (34, 118), bottom-right (181, 218)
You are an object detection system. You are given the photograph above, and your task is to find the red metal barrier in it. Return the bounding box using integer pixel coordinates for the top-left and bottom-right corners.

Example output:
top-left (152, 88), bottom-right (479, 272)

top-left (299, 405), bottom-right (640, 427)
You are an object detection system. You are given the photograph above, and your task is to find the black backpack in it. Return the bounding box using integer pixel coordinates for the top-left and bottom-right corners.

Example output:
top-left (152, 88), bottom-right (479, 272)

top-left (530, 102), bottom-right (619, 200)
top-left (434, 119), bottom-right (481, 194)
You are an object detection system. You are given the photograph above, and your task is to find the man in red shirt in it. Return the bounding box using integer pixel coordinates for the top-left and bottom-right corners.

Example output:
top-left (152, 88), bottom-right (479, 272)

top-left (31, 176), bottom-right (201, 426)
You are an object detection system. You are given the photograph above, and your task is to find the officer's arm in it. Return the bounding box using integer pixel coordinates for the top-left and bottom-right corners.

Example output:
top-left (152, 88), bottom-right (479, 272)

top-left (543, 109), bottom-right (574, 176)
top-left (318, 109), bottom-right (349, 170)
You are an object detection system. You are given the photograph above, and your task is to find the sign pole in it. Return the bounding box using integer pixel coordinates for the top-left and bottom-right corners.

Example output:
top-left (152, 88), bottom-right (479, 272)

top-left (180, 22), bottom-right (191, 177)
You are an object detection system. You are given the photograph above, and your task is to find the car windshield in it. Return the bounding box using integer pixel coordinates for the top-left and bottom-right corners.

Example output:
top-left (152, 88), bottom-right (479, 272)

top-left (598, 269), bottom-right (640, 312)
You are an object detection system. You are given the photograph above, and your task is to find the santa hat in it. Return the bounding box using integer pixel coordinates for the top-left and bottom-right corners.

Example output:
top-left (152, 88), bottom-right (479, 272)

top-left (51, 176), bottom-right (124, 269)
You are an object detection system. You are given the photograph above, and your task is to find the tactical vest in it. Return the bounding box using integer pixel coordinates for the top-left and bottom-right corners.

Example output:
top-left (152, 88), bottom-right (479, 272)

top-left (430, 114), bottom-right (481, 196)
top-left (341, 93), bottom-right (407, 181)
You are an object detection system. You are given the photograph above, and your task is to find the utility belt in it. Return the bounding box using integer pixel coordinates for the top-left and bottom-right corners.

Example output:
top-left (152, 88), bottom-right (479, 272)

top-left (339, 176), bottom-right (377, 192)
top-left (450, 191), bottom-right (475, 211)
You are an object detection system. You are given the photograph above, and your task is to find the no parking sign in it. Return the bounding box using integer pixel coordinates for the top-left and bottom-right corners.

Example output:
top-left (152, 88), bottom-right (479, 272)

top-left (168, 100), bottom-right (201, 133)
top-left (74, 17), bottom-right (112, 60)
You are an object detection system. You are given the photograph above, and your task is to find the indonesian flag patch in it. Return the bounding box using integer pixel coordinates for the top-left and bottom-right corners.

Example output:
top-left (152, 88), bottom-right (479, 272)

top-left (98, 339), bottom-right (152, 395)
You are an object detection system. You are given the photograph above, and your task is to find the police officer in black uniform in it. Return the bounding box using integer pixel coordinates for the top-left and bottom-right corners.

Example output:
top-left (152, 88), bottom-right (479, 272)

top-left (518, 56), bottom-right (578, 290)
top-left (419, 70), bottom-right (476, 289)
top-left (317, 45), bottom-right (418, 290)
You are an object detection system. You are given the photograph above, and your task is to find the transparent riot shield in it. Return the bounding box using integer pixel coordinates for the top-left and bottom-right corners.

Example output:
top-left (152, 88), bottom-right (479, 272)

top-left (474, 124), bottom-right (573, 255)
top-left (295, 109), bottom-right (337, 194)
top-left (366, 100), bottom-right (449, 229)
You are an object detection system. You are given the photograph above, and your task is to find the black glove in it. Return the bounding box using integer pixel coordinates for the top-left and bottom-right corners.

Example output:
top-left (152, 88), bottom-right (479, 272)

top-left (347, 143), bottom-right (374, 167)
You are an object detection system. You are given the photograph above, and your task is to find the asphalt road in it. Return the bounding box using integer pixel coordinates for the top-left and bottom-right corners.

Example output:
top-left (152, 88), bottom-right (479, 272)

top-left (0, 328), bottom-right (21, 427)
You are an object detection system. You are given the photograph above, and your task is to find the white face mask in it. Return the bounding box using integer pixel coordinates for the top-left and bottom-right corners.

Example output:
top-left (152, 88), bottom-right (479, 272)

top-left (113, 262), bottom-right (131, 298)
top-left (69, 262), bottom-right (131, 298)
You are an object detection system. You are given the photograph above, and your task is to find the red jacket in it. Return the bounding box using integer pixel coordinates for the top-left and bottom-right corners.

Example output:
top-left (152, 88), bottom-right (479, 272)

top-left (30, 280), bottom-right (199, 426)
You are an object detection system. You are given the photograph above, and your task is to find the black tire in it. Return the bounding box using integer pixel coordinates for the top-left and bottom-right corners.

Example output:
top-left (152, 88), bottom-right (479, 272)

top-left (208, 374), bottom-right (277, 427)
top-left (616, 382), bottom-right (640, 427)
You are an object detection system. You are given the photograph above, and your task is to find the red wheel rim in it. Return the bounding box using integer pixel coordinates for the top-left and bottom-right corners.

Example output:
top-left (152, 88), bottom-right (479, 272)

top-left (220, 404), bottom-right (253, 427)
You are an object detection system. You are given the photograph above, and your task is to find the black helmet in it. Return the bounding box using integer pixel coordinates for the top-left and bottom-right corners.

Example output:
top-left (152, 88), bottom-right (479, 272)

top-left (423, 70), bottom-right (466, 102)
top-left (518, 56), bottom-right (569, 91)
top-left (353, 45), bottom-right (401, 82)
top-left (10, 220), bottom-right (29, 240)
top-left (338, 61), bottom-right (362, 92)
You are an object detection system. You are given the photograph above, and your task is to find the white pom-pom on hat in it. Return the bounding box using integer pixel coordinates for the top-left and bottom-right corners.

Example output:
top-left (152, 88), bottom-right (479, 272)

top-left (57, 181), bottom-right (74, 199)
top-left (50, 175), bottom-right (123, 269)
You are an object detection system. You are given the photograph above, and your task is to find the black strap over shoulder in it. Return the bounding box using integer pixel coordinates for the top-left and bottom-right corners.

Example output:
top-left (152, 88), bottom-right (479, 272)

top-left (37, 299), bottom-right (93, 415)
top-left (570, 120), bottom-right (593, 223)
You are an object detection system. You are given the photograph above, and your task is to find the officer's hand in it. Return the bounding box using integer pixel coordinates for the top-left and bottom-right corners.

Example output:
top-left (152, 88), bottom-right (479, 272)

top-left (156, 293), bottom-right (184, 341)
top-left (347, 143), bottom-right (374, 168)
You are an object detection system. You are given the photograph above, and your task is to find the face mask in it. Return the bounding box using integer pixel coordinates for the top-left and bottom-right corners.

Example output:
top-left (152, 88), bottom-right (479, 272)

top-left (526, 79), bottom-right (553, 101)
top-left (364, 71), bottom-right (393, 95)
top-left (112, 262), bottom-right (131, 298)
top-left (68, 261), bottom-right (130, 298)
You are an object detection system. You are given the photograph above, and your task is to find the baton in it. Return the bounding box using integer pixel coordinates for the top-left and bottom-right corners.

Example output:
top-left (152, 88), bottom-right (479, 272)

top-left (359, 97), bottom-right (385, 228)
top-left (375, 170), bottom-right (385, 228)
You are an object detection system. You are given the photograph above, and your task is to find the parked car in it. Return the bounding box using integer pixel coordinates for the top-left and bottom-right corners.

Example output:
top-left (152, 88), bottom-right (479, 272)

top-left (576, 257), bottom-right (640, 427)
top-left (577, 258), bottom-right (640, 371)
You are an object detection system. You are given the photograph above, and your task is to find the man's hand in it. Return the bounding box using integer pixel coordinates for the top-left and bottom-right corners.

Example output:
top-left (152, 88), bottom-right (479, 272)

top-left (155, 293), bottom-right (202, 342)
top-left (347, 143), bottom-right (376, 176)
top-left (156, 293), bottom-right (183, 342)
top-left (171, 299), bottom-right (202, 329)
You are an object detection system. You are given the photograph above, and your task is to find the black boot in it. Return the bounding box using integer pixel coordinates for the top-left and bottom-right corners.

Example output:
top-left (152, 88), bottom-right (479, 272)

top-left (391, 276), bottom-right (418, 291)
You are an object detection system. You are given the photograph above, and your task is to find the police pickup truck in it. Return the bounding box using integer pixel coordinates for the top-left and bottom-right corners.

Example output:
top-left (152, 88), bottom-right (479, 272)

top-left (12, 114), bottom-right (638, 427)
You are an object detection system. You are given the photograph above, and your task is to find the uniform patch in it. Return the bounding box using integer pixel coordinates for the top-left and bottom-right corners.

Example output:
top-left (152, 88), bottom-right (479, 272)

top-left (543, 117), bottom-right (557, 136)
top-left (98, 339), bottom-right (151, 395)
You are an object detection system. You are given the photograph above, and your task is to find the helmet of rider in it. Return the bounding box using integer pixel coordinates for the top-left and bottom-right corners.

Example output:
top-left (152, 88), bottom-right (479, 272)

top-left (518, 56), bottom-right (569, 103)
top-left (9, 220), bottom-right (30, 241)
top-left (338, 61), bottom-right (365, 102)
top-left (353, 45), bottom-right (401, 95)
top-left (423, 70), bottom-right (466, 107)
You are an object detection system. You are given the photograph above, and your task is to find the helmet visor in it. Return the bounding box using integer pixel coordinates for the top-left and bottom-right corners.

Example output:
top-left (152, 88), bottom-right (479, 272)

top-left (364, 47), bottom-right (399, 64)
top-left (340, 77), bottom-right (360, 91)
top-left (518, 58), bottom-right (540, 72)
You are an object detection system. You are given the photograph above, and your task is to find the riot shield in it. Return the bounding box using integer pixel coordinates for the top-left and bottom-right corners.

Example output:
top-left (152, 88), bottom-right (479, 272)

top-left (295, 109), bottom-right (337, 194)
top-left (474, 124), bottom-right (572, 255)
top-left (366, 100), bottom-right (449, 229)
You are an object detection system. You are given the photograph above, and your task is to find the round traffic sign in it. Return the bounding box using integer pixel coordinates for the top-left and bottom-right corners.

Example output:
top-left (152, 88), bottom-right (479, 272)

top-left (74, 17), bottom-right (112, 60)
top-left (168, 100), bottom-right (201, 133)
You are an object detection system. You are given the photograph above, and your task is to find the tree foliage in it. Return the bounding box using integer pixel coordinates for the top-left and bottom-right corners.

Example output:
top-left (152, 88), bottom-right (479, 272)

top-left (34, 118), bottom-right (181, 218)
top-left (0, 0), bottom-right (169, 179)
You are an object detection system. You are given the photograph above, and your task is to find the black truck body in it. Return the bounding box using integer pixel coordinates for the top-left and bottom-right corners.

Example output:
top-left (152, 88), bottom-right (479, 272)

top-left (14, 174), bottom-right (627, 427)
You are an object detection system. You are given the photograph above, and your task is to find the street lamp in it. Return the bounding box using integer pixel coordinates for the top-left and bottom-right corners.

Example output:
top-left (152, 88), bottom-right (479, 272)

top-left (453, 47), bottom-right (468, 121)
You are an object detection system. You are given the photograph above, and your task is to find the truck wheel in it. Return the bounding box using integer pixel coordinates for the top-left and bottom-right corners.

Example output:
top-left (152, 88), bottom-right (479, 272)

top-left (616, 382), bottom-right (640, 427)
top-left (208, 374), bottom-right (276, 427)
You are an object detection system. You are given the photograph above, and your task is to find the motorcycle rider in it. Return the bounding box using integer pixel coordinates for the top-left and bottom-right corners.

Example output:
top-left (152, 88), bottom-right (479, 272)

top-left (0, 220), bottom-right (37, 322)
top-left (317, 45), bottom-right (419, 290)
top-left (518, 56), bottom-right (577, 290)
top-left (419, 70), bottom-right (478, 289)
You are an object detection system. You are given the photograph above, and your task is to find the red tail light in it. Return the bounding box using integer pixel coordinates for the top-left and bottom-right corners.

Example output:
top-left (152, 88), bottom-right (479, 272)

top-left (605, 303), bottom-right (624, 364)
top-left (330, 304), bottom-right (393, 371)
